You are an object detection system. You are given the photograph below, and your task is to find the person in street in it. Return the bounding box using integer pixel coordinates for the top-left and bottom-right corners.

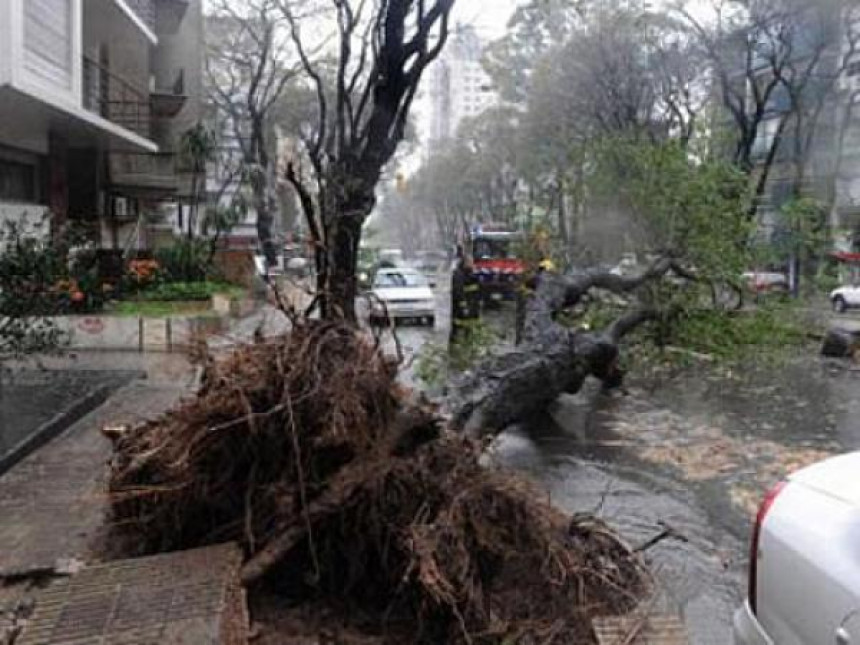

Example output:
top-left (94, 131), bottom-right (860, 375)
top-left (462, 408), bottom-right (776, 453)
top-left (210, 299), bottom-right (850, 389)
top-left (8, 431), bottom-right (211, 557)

top-left (450, 250), bottom-right (481, 345)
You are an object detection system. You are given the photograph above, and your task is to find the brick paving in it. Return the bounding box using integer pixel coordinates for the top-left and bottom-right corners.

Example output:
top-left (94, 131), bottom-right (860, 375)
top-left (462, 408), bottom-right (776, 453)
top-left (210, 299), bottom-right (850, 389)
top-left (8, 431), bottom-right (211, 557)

top-left (594, 614), bottom-right (689, 644)
top-left (16, 544), bottom-right (246, 645)
top-left (0, 355), bottom-right (252, 644)
top-left (0, 382), bottom-right (188, 577)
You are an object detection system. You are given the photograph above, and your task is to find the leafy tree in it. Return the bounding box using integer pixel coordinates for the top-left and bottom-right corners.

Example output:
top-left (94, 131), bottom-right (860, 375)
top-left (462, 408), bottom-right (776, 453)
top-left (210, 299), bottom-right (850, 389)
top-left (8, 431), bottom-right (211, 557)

top-left (180, 123), bottom-right (218, 239)
top-left (677, 0), bottom-right (860, 216)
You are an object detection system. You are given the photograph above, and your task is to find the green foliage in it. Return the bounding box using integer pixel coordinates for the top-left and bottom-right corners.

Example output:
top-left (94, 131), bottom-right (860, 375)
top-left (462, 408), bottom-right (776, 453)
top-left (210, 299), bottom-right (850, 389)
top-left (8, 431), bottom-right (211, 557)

top-left (155, 239), bottom-right (215, 283)
top-left (180, 123), bottom-right (217, 172)
top-left (415, 320), bottom-right (501, 388)
top-left (773, 197), bottom-right (830, 260)
top-left (592, 138), bottom-right (752, 280)
top-left (667, 306), bottom-right (807, 362)
top-left (134, 281), bottom-right (241, 302)
top-left (0, 220), bottom-right (67, 360)
top-left (622, 303), bottom-right (808, 373)
top-left (108, 300), bottom-right (214, 318)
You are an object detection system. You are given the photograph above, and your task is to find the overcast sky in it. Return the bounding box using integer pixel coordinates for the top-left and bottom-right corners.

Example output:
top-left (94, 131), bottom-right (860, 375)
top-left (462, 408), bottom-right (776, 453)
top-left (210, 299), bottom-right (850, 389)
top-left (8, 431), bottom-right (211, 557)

top-left (450, 0), bottom-right (712, 36)
top-left (451, 2), bottom-right (518, 37)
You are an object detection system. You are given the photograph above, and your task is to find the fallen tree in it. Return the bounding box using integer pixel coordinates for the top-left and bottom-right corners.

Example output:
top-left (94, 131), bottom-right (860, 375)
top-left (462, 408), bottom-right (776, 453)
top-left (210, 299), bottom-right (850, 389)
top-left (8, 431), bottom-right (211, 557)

top-left (103, 261), bottom-right (691, 643)
top-left (450, 259), bottom-right (682, 438)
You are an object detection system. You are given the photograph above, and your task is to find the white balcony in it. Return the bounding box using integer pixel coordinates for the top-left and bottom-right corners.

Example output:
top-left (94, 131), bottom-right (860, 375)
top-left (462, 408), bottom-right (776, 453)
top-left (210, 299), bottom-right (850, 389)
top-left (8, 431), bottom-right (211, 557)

top-left (112, 0), bottom-right (157, 44)
top-left (0, 0), bottom-right (157, 153)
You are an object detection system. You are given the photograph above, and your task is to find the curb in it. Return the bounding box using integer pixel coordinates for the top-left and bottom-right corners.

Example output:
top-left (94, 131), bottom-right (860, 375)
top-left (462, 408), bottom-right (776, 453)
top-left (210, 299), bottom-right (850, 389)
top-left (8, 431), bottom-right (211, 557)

top-left (0, 382), bottom-right (117, 477)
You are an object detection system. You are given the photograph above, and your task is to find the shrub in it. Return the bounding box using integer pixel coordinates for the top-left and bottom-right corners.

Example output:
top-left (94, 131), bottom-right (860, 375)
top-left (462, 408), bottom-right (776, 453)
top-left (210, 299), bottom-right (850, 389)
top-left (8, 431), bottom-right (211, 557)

top-left (0, 219), bottom-right (67, 359)
top-left (155, 239), bottom-right (214, 283)
top-left (135, 281), bottom-right (238, 302)
top-left (416, 320), bottom-right (500, 388)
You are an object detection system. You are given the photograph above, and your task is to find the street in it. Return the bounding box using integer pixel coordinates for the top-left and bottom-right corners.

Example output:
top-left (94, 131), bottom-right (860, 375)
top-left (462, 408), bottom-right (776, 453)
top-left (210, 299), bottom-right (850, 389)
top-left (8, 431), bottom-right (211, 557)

top-left (1, 286), bottom-right (857, 644)
top-left (382, 281), bottom-right (860, 644)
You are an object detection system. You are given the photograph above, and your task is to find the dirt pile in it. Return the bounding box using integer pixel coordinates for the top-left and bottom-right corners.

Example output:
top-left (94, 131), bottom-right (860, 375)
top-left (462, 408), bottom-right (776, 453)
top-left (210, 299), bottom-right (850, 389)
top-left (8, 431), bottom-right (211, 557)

top-left (106, 319), bottom-right (647, 644)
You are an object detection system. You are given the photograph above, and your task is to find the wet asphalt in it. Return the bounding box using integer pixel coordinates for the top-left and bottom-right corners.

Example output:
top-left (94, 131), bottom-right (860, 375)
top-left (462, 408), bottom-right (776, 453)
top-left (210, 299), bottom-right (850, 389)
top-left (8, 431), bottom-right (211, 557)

top-left (396, 282), bottom-right (860, 644)
top-left (4, 283), bottom-right (859, 643)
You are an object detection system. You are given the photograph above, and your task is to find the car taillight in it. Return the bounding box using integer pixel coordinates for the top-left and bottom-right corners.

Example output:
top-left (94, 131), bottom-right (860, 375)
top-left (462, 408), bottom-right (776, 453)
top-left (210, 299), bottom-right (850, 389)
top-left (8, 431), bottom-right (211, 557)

top-left (749, 481), bottom-right (787, 615)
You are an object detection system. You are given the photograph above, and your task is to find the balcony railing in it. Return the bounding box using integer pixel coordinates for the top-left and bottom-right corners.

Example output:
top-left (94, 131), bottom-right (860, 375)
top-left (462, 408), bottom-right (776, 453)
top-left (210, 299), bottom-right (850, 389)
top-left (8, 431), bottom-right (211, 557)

top-left (82, 56), bottom-right (152, 140)
top-left (108, 152), bottom-right (178, 195)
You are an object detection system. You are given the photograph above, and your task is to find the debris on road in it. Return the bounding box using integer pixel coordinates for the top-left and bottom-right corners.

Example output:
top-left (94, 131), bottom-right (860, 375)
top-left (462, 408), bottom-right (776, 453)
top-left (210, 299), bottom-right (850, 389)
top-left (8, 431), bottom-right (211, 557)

top-left (106, 319), bottom-right (649, 644)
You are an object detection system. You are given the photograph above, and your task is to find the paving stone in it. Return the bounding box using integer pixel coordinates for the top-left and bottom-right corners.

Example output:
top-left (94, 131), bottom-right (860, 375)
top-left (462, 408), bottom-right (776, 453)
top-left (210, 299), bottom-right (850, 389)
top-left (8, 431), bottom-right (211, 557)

top-left (17, 544), bottom-right (247, 645)
top-left (0, 384), bottom-right (187, 577)
top-left (594, 613), bottom-right (689, 644)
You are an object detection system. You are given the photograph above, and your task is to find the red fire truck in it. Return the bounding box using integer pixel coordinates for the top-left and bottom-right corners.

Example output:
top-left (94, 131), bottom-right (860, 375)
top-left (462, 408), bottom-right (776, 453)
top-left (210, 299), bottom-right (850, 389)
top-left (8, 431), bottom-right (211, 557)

top-left (468, 225), bottom-right (527, 300)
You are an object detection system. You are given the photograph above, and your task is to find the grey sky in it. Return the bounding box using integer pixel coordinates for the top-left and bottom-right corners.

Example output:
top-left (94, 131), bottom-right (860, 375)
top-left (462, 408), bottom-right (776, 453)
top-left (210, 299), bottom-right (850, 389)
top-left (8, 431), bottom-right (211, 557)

top-left (452, 2), bottom-right (518, 38)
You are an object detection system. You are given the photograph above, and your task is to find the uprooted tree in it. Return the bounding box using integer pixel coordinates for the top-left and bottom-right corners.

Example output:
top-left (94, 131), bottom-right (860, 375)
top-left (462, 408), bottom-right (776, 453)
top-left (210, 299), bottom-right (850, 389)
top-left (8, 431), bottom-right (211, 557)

top-left (277, 0), bottom-right (455, 321)
top-left (105, 260), bottom-right (687, 643)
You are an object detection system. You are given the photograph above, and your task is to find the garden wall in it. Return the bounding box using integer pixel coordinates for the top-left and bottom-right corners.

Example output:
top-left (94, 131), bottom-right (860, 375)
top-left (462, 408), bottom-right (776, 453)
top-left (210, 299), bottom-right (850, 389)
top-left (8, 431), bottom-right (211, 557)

top-left (53, 315), bottom-right (228, 352)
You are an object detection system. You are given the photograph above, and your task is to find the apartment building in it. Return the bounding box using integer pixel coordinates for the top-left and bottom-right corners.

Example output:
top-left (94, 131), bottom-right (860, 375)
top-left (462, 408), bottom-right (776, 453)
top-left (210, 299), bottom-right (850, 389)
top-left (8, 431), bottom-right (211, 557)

top-left (740, 2), bottom-right (860, 258)
top-left (0, 0), bottom-right (202, 250)
top-left (426, 24), bottom-right (496, 153)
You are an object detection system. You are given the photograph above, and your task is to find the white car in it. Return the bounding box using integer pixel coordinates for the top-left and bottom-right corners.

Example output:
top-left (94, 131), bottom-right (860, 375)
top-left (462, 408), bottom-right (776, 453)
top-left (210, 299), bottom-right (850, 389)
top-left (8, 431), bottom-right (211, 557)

top-left (831, 285), bottom-right (860, 313)
top-left (734, 452), bottom-right (860, 645)
top-left (369, 267), bottom-right (436, 327)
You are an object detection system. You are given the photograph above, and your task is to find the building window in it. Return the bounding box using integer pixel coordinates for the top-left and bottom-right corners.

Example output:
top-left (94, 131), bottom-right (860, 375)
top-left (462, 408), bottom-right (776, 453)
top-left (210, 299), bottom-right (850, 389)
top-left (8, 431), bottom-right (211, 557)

top-left (0, 160), bottom-right (37, 203)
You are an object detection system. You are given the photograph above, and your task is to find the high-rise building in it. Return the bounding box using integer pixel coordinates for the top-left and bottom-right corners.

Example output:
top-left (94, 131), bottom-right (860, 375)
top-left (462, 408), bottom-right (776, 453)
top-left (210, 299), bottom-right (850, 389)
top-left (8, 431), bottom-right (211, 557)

top-left (426, 24), bottom-right (496, 152)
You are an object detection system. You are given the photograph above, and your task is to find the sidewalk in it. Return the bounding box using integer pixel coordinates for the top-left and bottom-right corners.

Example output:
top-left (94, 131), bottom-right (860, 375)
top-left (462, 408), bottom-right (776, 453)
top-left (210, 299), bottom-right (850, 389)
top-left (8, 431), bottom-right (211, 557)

top-left (0, 381), bottom-right (187, 577)
top-left (0, 354), bottom-right (247, 644)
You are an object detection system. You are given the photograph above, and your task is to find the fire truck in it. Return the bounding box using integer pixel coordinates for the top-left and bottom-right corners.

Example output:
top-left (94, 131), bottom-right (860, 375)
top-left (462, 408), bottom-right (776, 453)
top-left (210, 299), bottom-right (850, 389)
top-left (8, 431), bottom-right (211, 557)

top-left (467, 225), bottom-right (527, 300)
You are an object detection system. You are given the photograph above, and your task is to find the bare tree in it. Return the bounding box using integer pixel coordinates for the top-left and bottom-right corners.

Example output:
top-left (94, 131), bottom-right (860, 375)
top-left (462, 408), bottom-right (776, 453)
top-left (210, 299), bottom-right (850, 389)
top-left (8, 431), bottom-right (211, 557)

top-left (277, 0), bottom-right (455, 321)
top-left (678, 0), bottom-right (860, 216)
top-left (206, 0), bottom-right (299, 266)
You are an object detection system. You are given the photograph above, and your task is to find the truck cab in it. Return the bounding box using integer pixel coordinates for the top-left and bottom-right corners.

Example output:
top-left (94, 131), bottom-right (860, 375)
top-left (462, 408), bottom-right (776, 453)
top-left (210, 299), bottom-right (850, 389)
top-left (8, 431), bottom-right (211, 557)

top-left (468, 226), bottom-right (525, 301)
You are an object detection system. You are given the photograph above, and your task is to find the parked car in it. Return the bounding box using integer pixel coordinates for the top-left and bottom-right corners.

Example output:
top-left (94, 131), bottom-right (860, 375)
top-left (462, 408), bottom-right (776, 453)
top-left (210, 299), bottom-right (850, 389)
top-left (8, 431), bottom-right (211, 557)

top-left (369, 267), bottom-right (435, 327)
top-left (378, 248), bottom-right (404, 267)
top-left (830, 284), bottom-right (860, 313)
top-left (742, 270), bottom-right (789, 296)
top-left (733, 451), bottom-right (860, 645)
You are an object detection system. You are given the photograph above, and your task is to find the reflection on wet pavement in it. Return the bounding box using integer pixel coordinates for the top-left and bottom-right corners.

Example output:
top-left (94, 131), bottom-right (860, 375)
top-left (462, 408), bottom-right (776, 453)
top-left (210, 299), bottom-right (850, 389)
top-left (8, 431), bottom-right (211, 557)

top-left (490, 420), bottom-right (744, 645)
top-left (486, 354), bottom-right (860, 644)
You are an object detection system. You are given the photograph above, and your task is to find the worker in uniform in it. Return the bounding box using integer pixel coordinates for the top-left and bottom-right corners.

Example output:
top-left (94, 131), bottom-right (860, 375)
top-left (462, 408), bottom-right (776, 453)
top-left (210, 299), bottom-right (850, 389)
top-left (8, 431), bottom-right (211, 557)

top-left (450, 251), bottom-right (481, 345)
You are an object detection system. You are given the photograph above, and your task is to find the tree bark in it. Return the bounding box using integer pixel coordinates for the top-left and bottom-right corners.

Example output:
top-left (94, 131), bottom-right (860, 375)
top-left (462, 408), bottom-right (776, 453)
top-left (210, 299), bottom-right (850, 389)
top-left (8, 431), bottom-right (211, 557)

top-left (322, 214), bottom-right (363, 322)
top-left (252, 165), bottom-right (279, 268)
top-left (557, 173), bottom-right (569, 244)
top-left (448, 261), bottom-right (676, 438)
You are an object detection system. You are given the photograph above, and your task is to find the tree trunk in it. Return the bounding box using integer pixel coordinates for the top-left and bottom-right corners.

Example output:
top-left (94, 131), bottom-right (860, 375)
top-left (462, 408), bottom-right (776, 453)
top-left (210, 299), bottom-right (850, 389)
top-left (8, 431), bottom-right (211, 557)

top-left (448, 261), bottom-right (677, 438)
top-left (747, 113), bottom-right (792, 222)
top-left (252, 165), bottom-right (278, 268)
top-left (320, 214), bottom-right (363, 322)
top-left (557, 173), bottom-right (568, 244)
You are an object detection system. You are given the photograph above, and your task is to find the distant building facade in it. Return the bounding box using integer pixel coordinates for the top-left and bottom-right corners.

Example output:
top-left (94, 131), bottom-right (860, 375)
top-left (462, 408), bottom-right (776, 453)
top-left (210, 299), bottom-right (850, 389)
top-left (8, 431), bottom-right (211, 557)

top-left (739, 3), bottom-right (860, 258)
top-left (426, 24), bottom-right (496, 153)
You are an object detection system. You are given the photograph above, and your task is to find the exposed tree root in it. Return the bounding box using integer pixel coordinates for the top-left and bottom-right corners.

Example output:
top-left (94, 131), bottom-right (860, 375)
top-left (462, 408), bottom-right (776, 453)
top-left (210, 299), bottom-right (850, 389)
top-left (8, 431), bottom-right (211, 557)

top-left (106, 319), bottom-right (649, 644)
